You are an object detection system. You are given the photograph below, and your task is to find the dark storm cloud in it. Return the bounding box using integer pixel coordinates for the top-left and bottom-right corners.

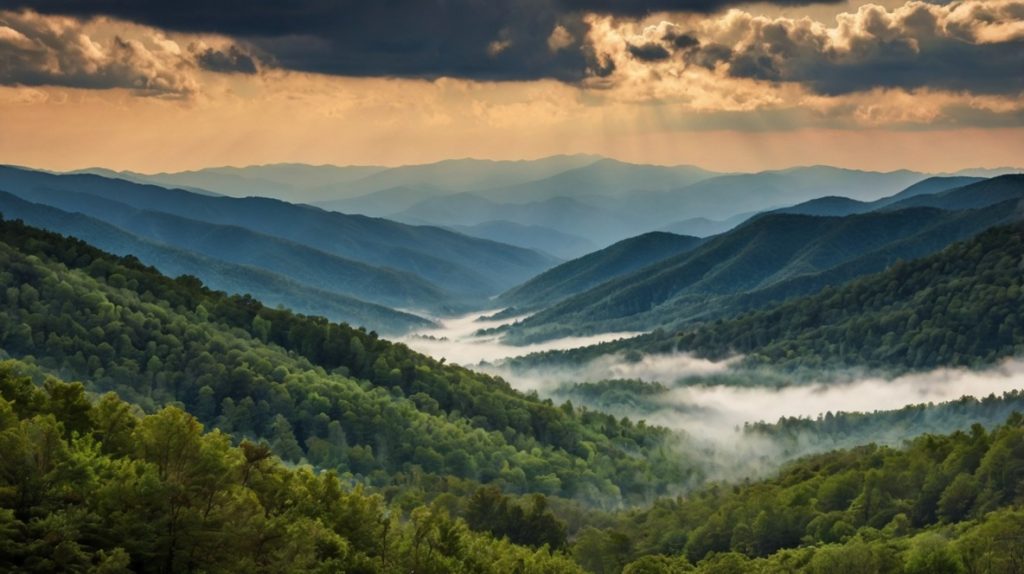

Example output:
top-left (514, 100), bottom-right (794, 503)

top-left (627, 42), bottom-right (671, 61)
top-left (7, 0), bottom-right (588, 81)
top-left (0, 10), bottom-right (197, 96)
top-left (685, 43), bottom-right (732, 69)
top-left (7, 0), bottom-right (838, 82)
top-left (558, 0), bottom-right (843, 15)
top-left (4, 0), bottom-right (1022, 96)
top-left (696, 4), bottom-right (1024, 95)
top-left (196, 45), bottom-right (259, 75)
top-left (665, 32), bottom-right (700, 50)
top-left (633, 2), bottom-right (1024, 96)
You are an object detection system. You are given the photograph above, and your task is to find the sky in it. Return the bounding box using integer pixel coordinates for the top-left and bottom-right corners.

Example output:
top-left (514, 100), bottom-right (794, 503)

top-left (1, 0), bottom-right (1022, 173)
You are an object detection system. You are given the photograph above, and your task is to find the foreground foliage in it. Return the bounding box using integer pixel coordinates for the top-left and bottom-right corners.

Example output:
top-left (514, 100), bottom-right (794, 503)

top-left (600, 413), bottom-right (1024, 573)
top-left (0, 363), bottom-right (581, 573)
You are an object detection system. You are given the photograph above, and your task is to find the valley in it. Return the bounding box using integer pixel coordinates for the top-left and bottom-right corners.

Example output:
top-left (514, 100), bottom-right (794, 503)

top-left (3, 156), bottom-right (1024, 573)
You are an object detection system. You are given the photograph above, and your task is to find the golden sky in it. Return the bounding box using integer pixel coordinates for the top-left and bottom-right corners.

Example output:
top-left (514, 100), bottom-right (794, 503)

top-left (1, 1), bottom-right (1022, 173)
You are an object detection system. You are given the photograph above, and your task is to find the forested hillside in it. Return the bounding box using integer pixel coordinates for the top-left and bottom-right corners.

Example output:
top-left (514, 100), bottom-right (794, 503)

top-left (0, 217), bottom-right (689, 505)
top-left (498, 232), bottom-right (702, 312)
top-left (507, 221), bottom-right (1024, 375)
top-left (585, 414), bottom-right (1024, 573)
top-left (9, 360), bottom-right (1024, 573)
top-left (503, 199), bottom-right (1018, 343)
top-left (674, 222), bottom-right (1024, 370)
top-left (883, 174), bottom-right (1024, 212)
top-left (0, 364), bottom-right (582, 573)
top-left (746, 391), bottom-right (1024, 455)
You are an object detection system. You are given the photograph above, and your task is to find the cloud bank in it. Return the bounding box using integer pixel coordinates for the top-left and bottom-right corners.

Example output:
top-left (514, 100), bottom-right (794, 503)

top-left (595, 0), bottom-right (1024, 96)
top-left (6, 0), bottom-right (1022, 97)
top-left (0, 10), bottom-right (258, 96)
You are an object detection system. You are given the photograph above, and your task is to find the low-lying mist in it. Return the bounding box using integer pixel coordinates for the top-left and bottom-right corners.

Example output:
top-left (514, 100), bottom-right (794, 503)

top-left (398, 310), bottom-right (642, 365)
top-left (402, 311), bottom-right (1024, 484)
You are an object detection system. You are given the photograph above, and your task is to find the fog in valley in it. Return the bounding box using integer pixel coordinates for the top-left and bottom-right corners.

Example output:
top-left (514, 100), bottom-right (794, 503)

top-left (398, 311), bottom-right (643, 365)
top-left (402, 311), bottom-right (1024, 480)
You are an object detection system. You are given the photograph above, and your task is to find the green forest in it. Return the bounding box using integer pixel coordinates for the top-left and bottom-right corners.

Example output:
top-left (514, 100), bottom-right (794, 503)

top-left (510, 222), bottom-right (1024, 375)
top-left (5, 216), bottom-right (1024, 573)
top-left (7, 359), bottom-right (1024, 572)
top-left (0, 217), bottom-right (689, 505)
top-left (674, 223), bottom-right (1024, 370)
top-left (0, 363), bottom-right (581, 573)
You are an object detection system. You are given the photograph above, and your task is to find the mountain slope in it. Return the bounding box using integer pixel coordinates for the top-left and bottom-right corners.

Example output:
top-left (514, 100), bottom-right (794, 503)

top-left (0, 186), bottom-right (460, 313)
top-left (0, 191), bottom-right (433, 333)
top-left (498, 232), bottom-right (703, 312)
top-left (393, 193), bottom-right (637, 245)
top-left (882, 174), bottom-right (1024, 212)
top-left (329, 155), bottom-right (603, 197)
top-left (659, 212), bottom-right (756, 238)
top-left (672, 220), bottom-right (1024, 370)
top-left (0, 166), bottom-right (557, 296)
top-left (0, 216), bottom-right (688, 504)
top-left (777, 176), bottom-right (987, 217)
top-left (393, 165), bottom-right (929, 246)
top-left (315, 184), bottom-right (445, 216)
top-left (600, 413), bottom-right (1024, 572)
top-left (504, 200), bottom-right (1019, 342)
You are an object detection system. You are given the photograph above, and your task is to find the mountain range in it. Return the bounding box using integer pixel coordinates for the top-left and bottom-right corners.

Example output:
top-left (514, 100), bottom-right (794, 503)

top-left (8, 159), bottom-right (1023, 339)
top-left (0, 165), bottom-right (559, 332)
top-left (497, 175), bottom-right (1024, 343)
top-left (78, 157), bottom-right (1021, 253)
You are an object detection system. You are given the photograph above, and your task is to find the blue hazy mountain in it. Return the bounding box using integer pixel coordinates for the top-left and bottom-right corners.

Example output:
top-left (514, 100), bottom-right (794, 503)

top-left (0, 166), bottom-right (557, 298)
top-left (444, 220), bottom-right (597, 260)
top-left (777, 176), bottom-right (987, 217)
top-left (0, 191), bottom-right (433, 333)
top-left (392, 165), bottom-right (931, 245)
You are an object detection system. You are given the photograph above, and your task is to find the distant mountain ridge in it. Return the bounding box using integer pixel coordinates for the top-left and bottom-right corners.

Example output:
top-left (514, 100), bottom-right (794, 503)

top-left (444, 220), bottom-right (597, 260)
top-left (68, 158), bottom-right (1023, 254)
top-left (0, 166), bottom-right (557, 300)
top-left (776, 176), bottom-right (987, 217)
top-left (0, 191), bottom-right (433, 333)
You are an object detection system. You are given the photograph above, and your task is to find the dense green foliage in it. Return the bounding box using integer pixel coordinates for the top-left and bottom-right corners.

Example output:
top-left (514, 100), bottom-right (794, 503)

top-left (9, 356), bottom-right (1024, 573)
top-left (591, 413), bottom-right (1024, 572)
top-left (675, 222), bottom-right (1024, 370)
top-left (511, 221), bottom-right (1024, 375)
top-left (502, 178), bottom-right (1021, 344)
top-left (0, 216), bottom-right (689, 504)
top-left (0, 363), bottom-right (582, 573)
top-left (747, 391), bottom-right (1024, 455)
top-left (550, 380), bottom-right (675, 417)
